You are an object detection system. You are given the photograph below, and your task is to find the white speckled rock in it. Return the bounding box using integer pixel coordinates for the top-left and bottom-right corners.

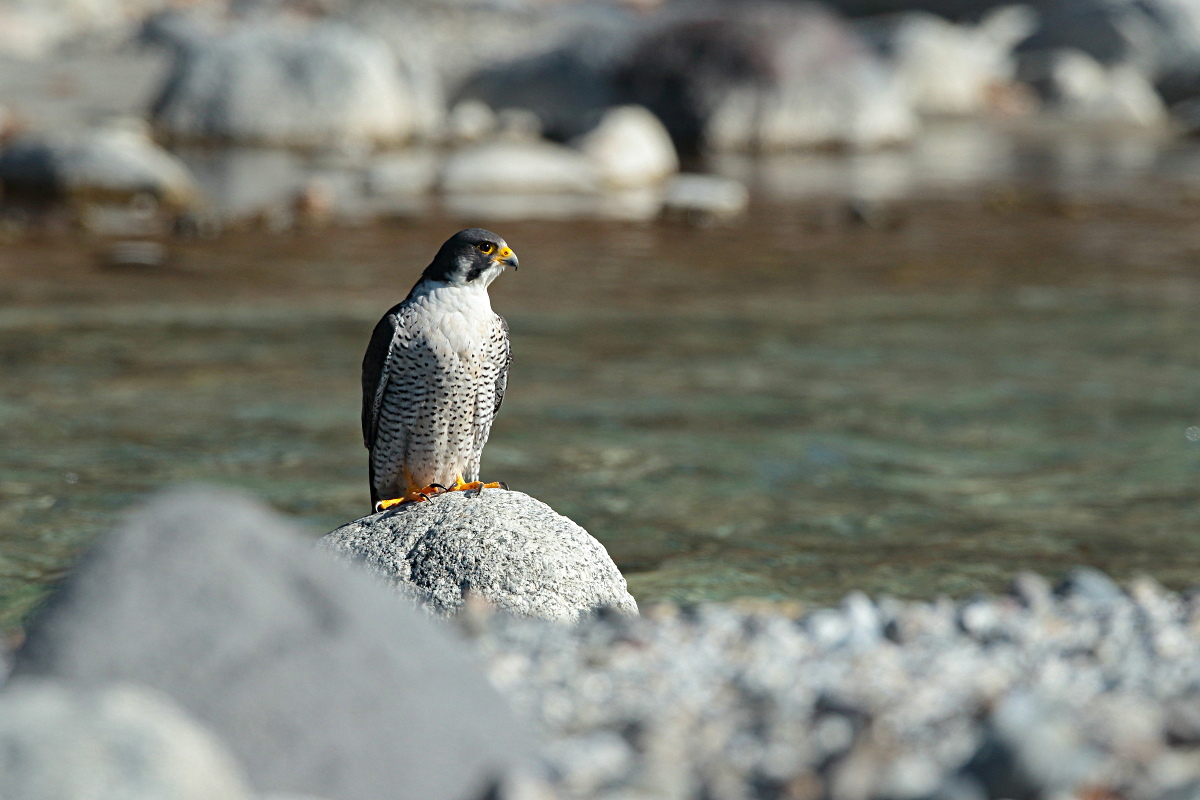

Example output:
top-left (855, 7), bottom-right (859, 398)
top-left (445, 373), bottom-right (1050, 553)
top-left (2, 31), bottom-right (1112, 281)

top-left (467, 571), bottom-right (1200, 800)
top-left (321, 490), bottom-right (637, 622)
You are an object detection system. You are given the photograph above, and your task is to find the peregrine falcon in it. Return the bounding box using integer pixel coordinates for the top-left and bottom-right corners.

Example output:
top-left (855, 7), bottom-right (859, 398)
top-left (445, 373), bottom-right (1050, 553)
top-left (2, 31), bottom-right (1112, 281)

top-left (362, 228), bottom-right (517, 511)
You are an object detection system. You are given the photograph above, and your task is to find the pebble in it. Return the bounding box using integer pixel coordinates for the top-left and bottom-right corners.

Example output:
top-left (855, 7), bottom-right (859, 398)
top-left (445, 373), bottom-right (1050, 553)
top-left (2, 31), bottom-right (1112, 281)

top-left (468, 572), bottom-right (1200, 800)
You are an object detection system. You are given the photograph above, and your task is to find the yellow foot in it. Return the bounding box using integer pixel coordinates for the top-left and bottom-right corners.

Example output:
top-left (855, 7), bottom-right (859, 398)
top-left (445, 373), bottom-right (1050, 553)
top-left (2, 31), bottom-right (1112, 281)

top-left (444, 475), bottom-right (509, 494)
top-left (374, 484), bottom-right (447, 512)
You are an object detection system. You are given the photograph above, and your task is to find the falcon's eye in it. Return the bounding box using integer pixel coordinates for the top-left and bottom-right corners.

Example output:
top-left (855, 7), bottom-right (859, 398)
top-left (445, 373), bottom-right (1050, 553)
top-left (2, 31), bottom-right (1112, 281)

top-left (477, 242), bottom-right (495, 255)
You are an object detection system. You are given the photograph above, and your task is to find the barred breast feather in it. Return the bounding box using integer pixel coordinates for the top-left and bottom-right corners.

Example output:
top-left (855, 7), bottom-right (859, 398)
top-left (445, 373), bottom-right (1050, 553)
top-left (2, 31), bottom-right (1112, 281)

top-left (362, 282), bottom-right (511, 506)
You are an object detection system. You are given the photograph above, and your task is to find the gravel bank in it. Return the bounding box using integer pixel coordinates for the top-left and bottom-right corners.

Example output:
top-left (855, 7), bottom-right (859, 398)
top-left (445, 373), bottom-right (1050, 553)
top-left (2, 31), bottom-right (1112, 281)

top-left (470, 569), bottom-right (1200, 800)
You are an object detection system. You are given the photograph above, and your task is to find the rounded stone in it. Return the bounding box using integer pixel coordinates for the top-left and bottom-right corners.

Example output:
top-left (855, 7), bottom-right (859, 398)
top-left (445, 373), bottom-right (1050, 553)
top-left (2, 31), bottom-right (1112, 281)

top-left (151, 22), bottom-right (422, 148)
top-left (321, 489), bottom-right (638, 622)
top-left (0, 122), bottom-right (197, 206)
top-left (575, 105), bottom-right (679, 190)
top-left (14, 486), bottom-right (530, 800)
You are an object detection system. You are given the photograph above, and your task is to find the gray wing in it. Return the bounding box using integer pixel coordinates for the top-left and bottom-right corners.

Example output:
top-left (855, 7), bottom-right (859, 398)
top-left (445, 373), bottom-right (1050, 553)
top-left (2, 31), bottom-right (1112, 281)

top-left (361, 310), bottom-right (399, 450)
top-left (493, 314), bottom-right (511, 418)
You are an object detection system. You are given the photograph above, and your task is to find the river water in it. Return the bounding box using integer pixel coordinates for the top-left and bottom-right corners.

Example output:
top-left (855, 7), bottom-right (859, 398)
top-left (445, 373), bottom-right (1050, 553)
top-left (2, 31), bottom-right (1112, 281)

top-left (3, 121), bottom-right (1200, 632)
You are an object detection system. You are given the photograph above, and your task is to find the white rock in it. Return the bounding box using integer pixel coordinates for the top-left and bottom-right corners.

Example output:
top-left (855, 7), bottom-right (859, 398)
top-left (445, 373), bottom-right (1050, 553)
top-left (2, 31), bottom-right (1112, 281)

top-left (663, 174), bottom-right (749, 218)
top-left (152, 22), bottom-right (423, 148)
top-left (0, 6), bottom-right (69, 59)
top-left (0, 680), bottom-right (254, 800)
top-left (892, 6), bottom-right (1038, 115)
top-left (447, 99), bottom-right (498, 144)
top-left (1044, 49), bottom-right (1167, 126)
top-left (625, 4), bottom-right (917, 152)
top-left (441, 140), bottom-right (598, 194)
top-left (0, 120), bottom-right (196, 206)
top-left (576, 105), bottom-right (679, 189)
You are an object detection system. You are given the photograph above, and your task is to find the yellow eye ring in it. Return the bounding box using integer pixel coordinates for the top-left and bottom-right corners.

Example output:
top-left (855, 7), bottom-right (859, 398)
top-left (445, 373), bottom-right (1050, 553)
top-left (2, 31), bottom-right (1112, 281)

top-left (478, 242), bottom-right (494, 254)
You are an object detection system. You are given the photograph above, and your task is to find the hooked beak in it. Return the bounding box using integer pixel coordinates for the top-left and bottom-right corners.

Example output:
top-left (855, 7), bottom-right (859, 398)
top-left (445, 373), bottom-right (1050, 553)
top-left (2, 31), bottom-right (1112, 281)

top-left (493, 246), bottom-right (518, 270)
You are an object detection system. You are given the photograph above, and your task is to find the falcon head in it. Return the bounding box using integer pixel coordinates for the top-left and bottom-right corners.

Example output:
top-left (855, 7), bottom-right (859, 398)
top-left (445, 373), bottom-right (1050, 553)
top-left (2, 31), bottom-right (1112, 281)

top-left (422, 228), bottom-right (518, 288)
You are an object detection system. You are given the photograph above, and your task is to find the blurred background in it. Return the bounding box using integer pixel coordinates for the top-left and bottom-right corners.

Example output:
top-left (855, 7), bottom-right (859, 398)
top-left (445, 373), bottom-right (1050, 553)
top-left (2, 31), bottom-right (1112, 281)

top-left (3, 0), bottom-right (1200, 637)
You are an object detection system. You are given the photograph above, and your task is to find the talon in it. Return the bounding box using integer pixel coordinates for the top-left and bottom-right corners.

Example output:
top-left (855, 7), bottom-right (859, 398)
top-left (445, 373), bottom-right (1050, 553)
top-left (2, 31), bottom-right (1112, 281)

top-left (440, 474), bottom-right (507, 494)
top-left (376, 482), bottom-right (449, 510)
top-left (375, 491), bottom-right (427, 510)
top-left (498, 482), bottom-right (509, 490)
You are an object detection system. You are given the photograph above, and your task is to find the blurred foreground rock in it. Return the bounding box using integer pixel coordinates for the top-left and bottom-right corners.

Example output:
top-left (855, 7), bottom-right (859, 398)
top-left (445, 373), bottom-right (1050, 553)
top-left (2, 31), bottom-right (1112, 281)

top-left (0, 121), bottom-right (195, 206)
top-left (322, 489), bottom-right (637, 622)
top-left (0, 680), bottom-right (255, 800)
top-left (13, 486), bottom-right (530, 800)
top-left (151, 22), bottom-right (436, 148)
top-left (471, 568), bottom-right (1200, 800)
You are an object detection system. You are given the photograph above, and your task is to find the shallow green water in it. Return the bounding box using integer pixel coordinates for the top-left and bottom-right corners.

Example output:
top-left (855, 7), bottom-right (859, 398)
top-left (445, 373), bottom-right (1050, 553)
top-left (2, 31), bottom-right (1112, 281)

top-left (5, 146), bottom-right (1200, 631)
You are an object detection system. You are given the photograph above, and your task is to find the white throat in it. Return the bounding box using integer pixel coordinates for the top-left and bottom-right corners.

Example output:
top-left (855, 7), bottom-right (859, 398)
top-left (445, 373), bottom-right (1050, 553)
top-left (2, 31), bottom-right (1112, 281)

top-left (407, 278), bottom-right (495, 356)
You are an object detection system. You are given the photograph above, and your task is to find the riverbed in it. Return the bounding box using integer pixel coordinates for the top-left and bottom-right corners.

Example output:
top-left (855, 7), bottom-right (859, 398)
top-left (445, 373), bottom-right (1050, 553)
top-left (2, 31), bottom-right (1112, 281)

top-left (3, 123), bottom-right (1200, 632)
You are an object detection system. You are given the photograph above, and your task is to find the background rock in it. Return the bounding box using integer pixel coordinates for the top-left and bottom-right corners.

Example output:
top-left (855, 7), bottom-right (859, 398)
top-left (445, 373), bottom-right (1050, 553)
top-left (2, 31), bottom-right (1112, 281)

top-left (456, 45), bottom-right (615, 144)
top-left (575, 105), bottom-right (678, 189)
top-left (151, 22), bottom-right (426, 148)
top-left (1019, 48), bottom-right (1167, 125)
top-left (451, 11), bottom-right (639, 143)
top-left (13, 486), bottom-right (531, 800)
top-left (321, 489), bottom-right (637, 623)
top-left (616, 2), bottom-right (917, 153)
top-left (365, 150), bottom-right (440, 197)
top-left (0, 120), bottom-right (196, 206)
top-left (440, 141), bottom-right (599, 195)
top-left (0, 679), bottom-right (255, 800)
top-left (887, 6), bottom-right (1037, 115)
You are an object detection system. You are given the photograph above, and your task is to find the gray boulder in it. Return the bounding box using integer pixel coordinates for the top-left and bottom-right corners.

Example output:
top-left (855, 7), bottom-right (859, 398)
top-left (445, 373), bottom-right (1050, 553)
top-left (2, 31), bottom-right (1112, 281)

top-left (0, 121), bottom-right (196, 206)
top-left (452, 15), bottom-right (639, 143)
top-left (616, 2), bottom-right (916, 153)
top-left (13, 486), bottom-right (530, 800)
top-left (321, 489), bottom-right (637, 623)
top-left (151, 22), bottom-right (430, 148)
top-left (0, 679), bottom-right (255, 800)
